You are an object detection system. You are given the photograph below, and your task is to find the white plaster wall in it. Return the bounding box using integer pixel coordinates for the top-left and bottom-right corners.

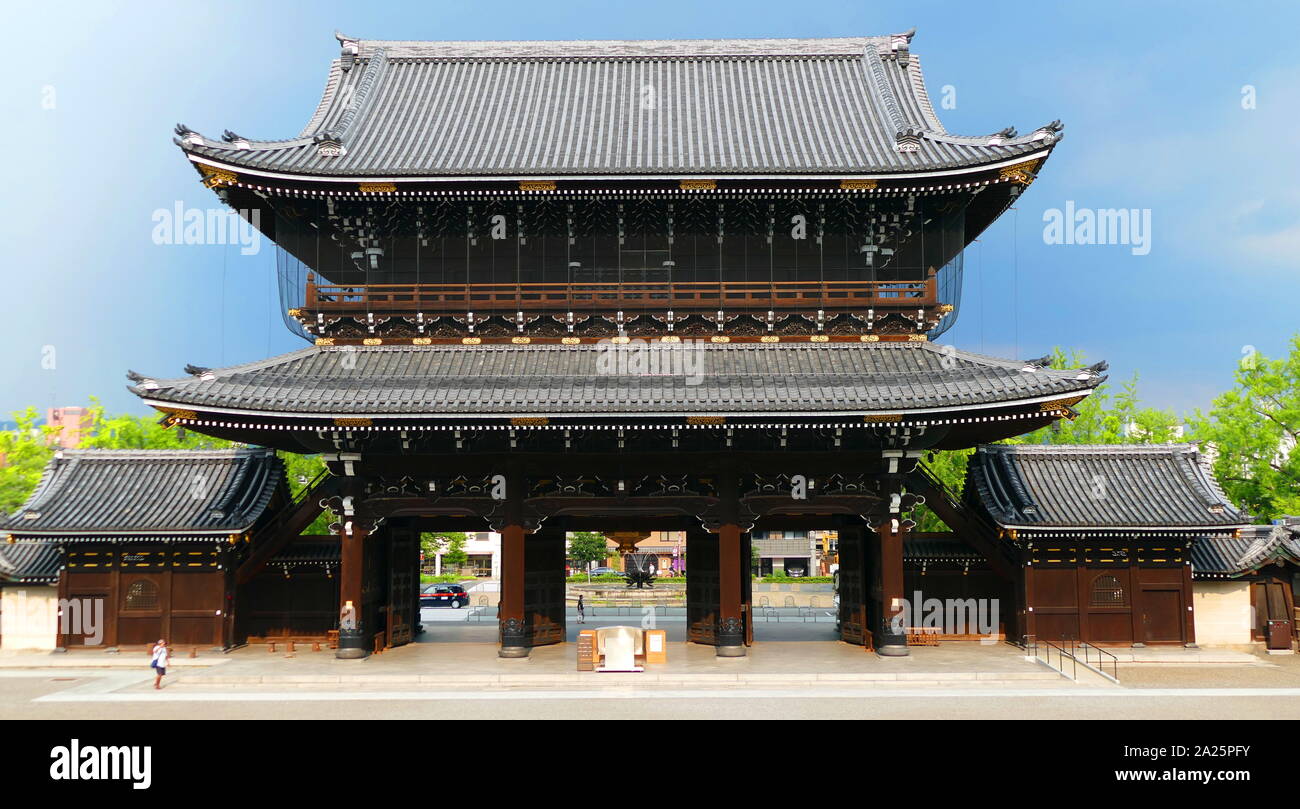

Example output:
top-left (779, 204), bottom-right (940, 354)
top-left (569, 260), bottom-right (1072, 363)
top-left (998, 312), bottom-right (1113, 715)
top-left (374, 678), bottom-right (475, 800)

top-left (1193, 581), bottom-right (1253, 646)
top-left (0, 586), bottom-right (60, 651)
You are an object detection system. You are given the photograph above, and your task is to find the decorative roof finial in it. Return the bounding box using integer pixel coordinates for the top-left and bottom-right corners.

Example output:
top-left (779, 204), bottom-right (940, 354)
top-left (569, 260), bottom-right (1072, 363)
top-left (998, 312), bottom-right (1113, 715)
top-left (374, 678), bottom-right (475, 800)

top-left (890, 28), bottom-right (916, 65)
top-left (336, 30), bottom-right (361, 71)
top-left (174, 123), bottom-right (204, 147)
top-left (1030, 120), bottom-right (1065, 144)
top-left (221, 130), bottom-right (251, 150)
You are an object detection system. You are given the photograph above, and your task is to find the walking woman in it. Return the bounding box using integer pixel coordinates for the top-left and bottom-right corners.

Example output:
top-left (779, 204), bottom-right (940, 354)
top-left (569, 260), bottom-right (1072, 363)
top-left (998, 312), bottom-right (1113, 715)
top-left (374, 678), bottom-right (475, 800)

top-left (576, 594), bottom-right (585, 624)
top-left (150, 638), bottom-right (171, 690)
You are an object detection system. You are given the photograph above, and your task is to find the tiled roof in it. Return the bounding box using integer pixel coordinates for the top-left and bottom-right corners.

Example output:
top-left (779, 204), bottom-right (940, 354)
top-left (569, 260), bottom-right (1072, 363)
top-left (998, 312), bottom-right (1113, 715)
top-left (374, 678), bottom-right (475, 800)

top-left (1192, 519), bottom-right (1300, 577)
top-left (131, 342), bottom-right (1102, 419)
top-left (0, 540), bottom-right (63, 584)
top-left (269, 538), bottom-right (340, 566)
top-left (966, 444), bottom-right (1249, 530)
top-left (0, 449), bottom-right (284, 537)
top-left (904, 534), bottom-right (986, 561)
top-left (177, 32), bottom-right (1060, 179)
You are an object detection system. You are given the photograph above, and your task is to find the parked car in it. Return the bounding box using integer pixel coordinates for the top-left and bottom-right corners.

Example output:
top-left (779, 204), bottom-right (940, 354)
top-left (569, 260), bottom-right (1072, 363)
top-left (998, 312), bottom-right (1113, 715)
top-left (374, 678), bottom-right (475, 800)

top-left (588, 566), bottom-right (619, 576)
top-left (420, 583), bottom-right (470, 608)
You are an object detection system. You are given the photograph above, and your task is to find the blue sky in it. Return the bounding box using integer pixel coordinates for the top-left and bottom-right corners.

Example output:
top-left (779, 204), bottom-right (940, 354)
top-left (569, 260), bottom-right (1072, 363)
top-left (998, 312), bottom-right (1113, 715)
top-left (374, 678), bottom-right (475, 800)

top-left (2, 0), bottom-right (1297, 419)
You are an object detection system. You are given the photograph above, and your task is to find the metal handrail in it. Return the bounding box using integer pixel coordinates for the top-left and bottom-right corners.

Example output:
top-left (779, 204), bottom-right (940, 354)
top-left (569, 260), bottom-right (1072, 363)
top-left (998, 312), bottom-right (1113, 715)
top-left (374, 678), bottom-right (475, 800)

top-left (1077, 641), bottom-right (1120, 681)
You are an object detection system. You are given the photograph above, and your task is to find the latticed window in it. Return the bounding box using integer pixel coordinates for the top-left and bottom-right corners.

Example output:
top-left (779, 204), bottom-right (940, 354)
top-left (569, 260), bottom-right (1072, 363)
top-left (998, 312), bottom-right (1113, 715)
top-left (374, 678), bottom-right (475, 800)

top-left (1090, 575), bottom-right (1127, 607)
top-left (124, 580), bottom-right (159, 611)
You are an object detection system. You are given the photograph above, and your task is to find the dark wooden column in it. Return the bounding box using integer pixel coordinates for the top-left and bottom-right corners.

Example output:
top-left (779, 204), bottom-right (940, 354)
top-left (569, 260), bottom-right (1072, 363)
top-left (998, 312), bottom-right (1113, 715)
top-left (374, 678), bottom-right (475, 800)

top-left (837, 520), bottom-right (871, 646)
top-left (336, 520), bottom-right (370, 659)
top-left (715, 522), bottom-right (746, 656)
top-left (498, 521), bottom-right (529, 657)
top-left (524, 527), bottom-right (567, 647)
top-left (685, 527), bottom-right (720, 645)
top-left (874, 517), bottom-right (908, 656)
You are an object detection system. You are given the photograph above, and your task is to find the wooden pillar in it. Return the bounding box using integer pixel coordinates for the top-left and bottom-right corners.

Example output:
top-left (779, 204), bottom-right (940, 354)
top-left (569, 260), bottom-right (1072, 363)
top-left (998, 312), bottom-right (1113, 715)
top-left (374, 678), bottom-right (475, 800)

top-left (715, 522), bottom-right (746, 657)
top-left (335, 521), bottom-right (369, 659)
top-left (1076, 563), bottom-right (1091, 645)
top-left (1181, 556), bottom-right (1198, 648)
top-left (1128, 555), bottom-right (1145, 647)
top-left (498, 522), bottom-right (529, 658)
top-left (875, 518), bottom-right (908, 656)
top-left (685, 527), bottom-right (719, 645)
top-left (1022, 561), bottom-right (1037, 645)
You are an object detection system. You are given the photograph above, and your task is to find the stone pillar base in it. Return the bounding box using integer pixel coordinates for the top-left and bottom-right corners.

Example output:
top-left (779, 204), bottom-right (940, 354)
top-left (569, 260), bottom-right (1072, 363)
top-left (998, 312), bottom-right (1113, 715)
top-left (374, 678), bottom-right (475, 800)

top-left (715, 645), bottom-right (747, 658)
top-left (875, 644), bottom-right (909, 657)
top-left (336, 629), bottom-right (368, 660)
top-left (498, 646), bottom-right (530, 659)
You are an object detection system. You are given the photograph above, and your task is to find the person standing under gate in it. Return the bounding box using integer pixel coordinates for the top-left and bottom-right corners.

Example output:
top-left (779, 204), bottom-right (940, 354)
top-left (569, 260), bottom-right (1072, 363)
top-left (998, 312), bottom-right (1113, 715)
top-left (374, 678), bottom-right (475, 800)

top-left (577, 594), bottom-right (585, 624)
top-left (150, 638), bottom-right (172, 690)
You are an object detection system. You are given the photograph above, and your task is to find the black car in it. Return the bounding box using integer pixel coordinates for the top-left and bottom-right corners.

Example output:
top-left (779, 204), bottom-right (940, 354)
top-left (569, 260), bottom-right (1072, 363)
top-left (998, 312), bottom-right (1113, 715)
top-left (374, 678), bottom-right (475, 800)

top-left (420, 583), bottom-right (470, 608)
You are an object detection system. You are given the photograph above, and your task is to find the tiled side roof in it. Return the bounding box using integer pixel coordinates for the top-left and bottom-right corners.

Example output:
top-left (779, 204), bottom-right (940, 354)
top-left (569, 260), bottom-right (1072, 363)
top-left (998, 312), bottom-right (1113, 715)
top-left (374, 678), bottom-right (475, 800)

top-left (904, 535), bottom-right (986, 562)
top-left (269, 538), bottom-right (340, 566)
top-left (0, 541), bottom-right (63, 584)
top-left (1191, 521), bottom-right (1300, 577)
top-left (130, 342), bottom-right (1101, 418)
top-left (0, 449), bottom-right (284, 537)
top-left (966, 444), bottom-right (1250, 530)
top-left (177, 33), bottom-right (1060, 179)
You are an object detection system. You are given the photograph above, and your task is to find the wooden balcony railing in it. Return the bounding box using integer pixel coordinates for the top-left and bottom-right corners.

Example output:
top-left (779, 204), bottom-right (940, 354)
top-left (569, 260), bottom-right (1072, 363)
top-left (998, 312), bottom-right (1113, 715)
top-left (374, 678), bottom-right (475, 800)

top-left (301, 274), bottom-right (937, 316)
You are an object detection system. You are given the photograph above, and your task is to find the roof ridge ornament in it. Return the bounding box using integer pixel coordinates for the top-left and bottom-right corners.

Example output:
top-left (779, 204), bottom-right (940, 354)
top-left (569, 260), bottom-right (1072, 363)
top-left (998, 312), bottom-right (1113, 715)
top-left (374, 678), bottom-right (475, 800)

top-left (336, 31), bottom-right (361, 71)
top-left (221, 130), bottom-right (251, 150)
top-left (895, 126), bottom-right (922, 153)
top-left (986, 126), bottom-right (1017, 146)
top-left (889, 28), bottom-right (915, 65)
top-left (174, 123), bottom-right (204, 148)
top-left (1030, 119), bottom-right (1065, 144)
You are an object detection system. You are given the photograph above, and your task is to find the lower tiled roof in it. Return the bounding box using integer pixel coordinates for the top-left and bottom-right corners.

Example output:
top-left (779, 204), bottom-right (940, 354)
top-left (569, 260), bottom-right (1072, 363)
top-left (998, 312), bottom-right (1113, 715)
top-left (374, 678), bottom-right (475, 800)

top-left (1192, 519), bottom-right (1300, 577)
top-left (0, 449), bottom-right (284, 537)
top-left (131, 342), bottom-right (1101, 418)
top-left (966, 444), bottom-right (1249, 530)
top-left (0, 541), bottom-right (63, 584)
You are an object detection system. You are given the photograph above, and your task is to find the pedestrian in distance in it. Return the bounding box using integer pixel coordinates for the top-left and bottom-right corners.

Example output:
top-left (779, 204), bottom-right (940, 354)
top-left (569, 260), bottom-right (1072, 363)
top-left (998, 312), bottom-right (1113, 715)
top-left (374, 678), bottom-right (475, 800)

top-left (577, 594), bottom-right (585, 624)
top-left (150, 638), bottom-right (171, 690)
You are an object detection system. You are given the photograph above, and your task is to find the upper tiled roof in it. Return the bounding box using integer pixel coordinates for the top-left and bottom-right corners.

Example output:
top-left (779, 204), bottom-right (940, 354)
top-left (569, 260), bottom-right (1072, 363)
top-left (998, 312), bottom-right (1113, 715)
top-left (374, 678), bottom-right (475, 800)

top-left (966, 444), bottom-right (1250, 530)
top-left (0, 449), bottom-right (284, 537)
top-left (1191, 519), bottom-right (1300, 577)
top-left (130, 342), bottom-right (1102, 419)
top-left (0, 540), bottom-right (63, 584)
top-left (176, 32), bottom-right (1061, 179)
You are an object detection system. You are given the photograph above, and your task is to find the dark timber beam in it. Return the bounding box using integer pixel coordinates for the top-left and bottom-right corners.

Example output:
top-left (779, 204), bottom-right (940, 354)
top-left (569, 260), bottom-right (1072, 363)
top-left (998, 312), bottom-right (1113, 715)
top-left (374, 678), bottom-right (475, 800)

top-left (906, 468), bottom-right (1017, 581)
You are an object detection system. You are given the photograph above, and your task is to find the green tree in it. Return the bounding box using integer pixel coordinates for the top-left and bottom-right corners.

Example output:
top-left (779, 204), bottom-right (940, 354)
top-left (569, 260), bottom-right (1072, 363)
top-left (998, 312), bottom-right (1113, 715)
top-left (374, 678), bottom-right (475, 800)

top-left (80, 397), bottom-right (233, 450)
top-left (0, 408), bottom-right (56, 514)
top-left (1188, 336), bottom-right (1300, 521)
top-left (421, 531), bottom-right (469, 573)
top-left (914, 347), bottom-right (1181, 531)
top-left (280, 452), bottom-right (331, 534)
top-left (567, 531), bottom-right (609, 580)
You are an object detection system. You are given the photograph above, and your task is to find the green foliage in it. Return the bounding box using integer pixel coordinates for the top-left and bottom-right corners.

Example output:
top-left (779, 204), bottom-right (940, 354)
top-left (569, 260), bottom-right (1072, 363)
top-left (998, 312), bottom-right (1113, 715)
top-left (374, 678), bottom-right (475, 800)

top-left (420, 574), bottom-right (477, 583)
top-left (280, 452), bottom-right (331, 534)
top-left (0, 408), bottom-right (56, 514)
top-left (567, 531), bottom-right (610, 576)
top-left (757, 575), bottom-right (834, 583)
top-left (1187, 336), bottom-right (1300, 521)
top-left (422, 531), bottom-right (469, 569)
top-left (80, 398), bottom-right (233, 450)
